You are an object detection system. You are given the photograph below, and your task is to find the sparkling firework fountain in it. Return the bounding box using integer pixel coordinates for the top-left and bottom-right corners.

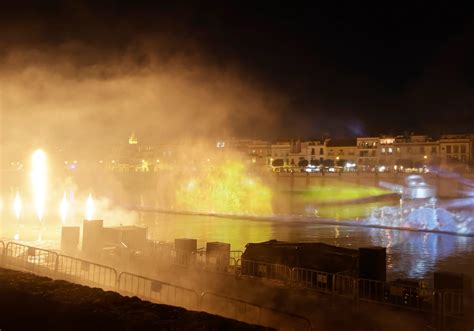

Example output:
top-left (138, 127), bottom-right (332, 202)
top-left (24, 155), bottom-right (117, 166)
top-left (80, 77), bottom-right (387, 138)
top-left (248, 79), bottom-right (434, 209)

top-left (85, 193), bottom-right (94, 221)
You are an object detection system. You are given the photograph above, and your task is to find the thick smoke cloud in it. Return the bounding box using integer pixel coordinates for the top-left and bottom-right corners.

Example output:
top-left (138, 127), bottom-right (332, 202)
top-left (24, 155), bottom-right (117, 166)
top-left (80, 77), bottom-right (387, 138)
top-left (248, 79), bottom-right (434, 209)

top-left (0, 42), bottom-right (287, 153)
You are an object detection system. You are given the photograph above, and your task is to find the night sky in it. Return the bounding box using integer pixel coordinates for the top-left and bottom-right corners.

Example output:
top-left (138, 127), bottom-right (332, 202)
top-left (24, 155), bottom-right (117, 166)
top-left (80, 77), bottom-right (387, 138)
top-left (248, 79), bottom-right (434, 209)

top-left (2, 1), bottom-right (474, 139)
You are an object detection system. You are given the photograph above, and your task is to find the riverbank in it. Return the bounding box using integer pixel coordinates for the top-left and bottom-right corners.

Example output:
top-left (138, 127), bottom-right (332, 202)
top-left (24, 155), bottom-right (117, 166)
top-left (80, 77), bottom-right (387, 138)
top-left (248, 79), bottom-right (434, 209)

top-left (0, 267), bottom-right (268, 331)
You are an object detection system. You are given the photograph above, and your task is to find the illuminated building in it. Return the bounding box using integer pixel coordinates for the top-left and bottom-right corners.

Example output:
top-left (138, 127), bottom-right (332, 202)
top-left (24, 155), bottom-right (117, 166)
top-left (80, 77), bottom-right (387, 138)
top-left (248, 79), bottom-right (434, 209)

top-left (128, 132), bottom-right (138, 145)
top-left (357, 137), bottom-right (379, 167)
top-left (324, 138), bottom-right (357, 167)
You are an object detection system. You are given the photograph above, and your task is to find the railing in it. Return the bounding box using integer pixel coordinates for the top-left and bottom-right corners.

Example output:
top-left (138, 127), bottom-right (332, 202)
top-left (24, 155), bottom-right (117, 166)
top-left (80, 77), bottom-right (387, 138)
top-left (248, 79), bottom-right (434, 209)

top-left (171, 249), bottom-right (196, 266)
top-left (117, 272), bottom-right (200, 310)
top-left (229, 257), bottom-right (241, 268)
top-left (291, 267), bottom-right (333, 293)
top-left (433, 290), bottom-right (466, 331)
top-left (4, 242), bottom-right (58, 277)
top-left (200, 291), bottom-right (312, 331)
top-left (0, 241), bottom-right (469, 330)
top-left (357, 278), bottom-right (432, 311)
top-left (0, 240), bottom-right (5, 265)
top-left (230, 250), bottom-right (243, 261)
top-left (438, 290), bottom-right (464, 317)
top-left (55, 255), bottom-right (117, 290)
top-left (150, 241), bottom-right (174, 263)
top-left (333, 273), bottom-right (356, 298)
top-left (241, 260), bottom-right (291, 283)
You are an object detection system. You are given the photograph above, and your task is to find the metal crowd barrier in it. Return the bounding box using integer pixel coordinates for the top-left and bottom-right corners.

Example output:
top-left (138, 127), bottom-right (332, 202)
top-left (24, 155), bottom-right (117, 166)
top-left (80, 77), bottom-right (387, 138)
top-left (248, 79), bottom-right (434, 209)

top-left (241, 260), bottom-right (292, 283)
top-left (55, 255), bottom-right (117, 290)
top-left (333, 273), bottom-right (356, 298)
top-left (0, 241), bottom-right (469, 330)
top-left (200, 291), bottom-right (312, 331)
top-left (433, 290), bottom-right (467, 331)
top-left (171, 249), bottom-right (196, 266)
top-left (291, 267), bottom-right (333, 293)
top-left (230, 250), bottom-right (243, 261)
top-left (117, 271), bottom-right (199, 310)
top-left (357, 278), bottom-right (432, 311)
top-left (438, 290), bottom-right (464, 317)
top-left (150, 241), bottom-right (174, 263)
top-left (4, 242), bottom-right (58, 277)
top-left (0, 240), bottom-right (5, 265)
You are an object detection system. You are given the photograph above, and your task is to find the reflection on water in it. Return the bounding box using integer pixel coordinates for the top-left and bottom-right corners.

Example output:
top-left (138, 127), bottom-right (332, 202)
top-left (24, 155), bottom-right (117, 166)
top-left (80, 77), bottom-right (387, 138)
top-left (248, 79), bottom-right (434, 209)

top-left (141, 212), bottom-right (474, 282)
top-left (1, 209), bottom-right (473, 283)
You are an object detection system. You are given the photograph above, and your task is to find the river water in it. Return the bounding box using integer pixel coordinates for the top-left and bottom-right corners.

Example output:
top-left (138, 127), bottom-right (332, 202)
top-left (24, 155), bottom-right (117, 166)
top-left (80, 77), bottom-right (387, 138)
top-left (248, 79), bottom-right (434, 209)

top-left (1, 170), bottom-right (473, 285)
top-left (140, 211), bottom-right (474, 283)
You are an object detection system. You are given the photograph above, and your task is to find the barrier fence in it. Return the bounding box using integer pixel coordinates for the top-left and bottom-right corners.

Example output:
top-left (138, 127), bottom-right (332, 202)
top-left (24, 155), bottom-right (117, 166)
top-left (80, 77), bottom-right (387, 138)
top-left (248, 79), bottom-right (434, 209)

top-left (55, 255), bottom-right (117, 290)
top-left (230, 250), bottom-right (243, 261)
top-left (333, 273), bottom-right (356, 298)
top-left (292, 267), bottom-right (333, 293)
top-left (200, 291), bottom-right (312, 331)
top-left (0, 241), bottom-right (469, 330)
top-left (0, 240), bottom-right (4, 265)
top-left (357, 278), bottom-right (432, 311)
top-left (440, 290), bottom-right (464, 317)
top-left (4, 242), bottom-right (58, 277)
top-left (117, 272), bottom-right (199, 310)
top-left (241, 260), bottom-right (292, 283)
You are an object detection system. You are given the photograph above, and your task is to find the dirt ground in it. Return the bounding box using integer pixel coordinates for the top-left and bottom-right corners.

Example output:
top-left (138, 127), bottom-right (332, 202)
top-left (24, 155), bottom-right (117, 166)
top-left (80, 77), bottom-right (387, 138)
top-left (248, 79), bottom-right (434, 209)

top-left (0, 267), bottom-right (270, 331)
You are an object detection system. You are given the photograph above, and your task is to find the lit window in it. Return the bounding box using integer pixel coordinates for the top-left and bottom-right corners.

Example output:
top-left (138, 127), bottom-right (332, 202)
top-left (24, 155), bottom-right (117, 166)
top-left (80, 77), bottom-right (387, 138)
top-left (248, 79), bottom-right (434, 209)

top-left (388, 148), bottom-right (393, 154)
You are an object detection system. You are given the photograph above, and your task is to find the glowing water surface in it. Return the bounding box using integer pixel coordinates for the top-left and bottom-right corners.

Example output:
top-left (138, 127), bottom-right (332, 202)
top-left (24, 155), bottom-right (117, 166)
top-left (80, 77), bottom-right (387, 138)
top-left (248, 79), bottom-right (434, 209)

top-left (141, 212), bottom-right (474, 283)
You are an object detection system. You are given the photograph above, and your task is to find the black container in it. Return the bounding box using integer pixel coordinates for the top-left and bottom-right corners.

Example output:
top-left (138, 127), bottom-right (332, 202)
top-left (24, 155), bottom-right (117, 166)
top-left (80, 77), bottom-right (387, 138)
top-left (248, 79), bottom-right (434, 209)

top-left (358, 247), bottom-right (386, 282)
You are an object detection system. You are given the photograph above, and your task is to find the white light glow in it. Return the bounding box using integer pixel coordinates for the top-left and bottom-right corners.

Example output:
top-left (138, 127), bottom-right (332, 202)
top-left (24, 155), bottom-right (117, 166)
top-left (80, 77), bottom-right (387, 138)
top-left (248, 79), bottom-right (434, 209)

top-left (85, 193), bottom-right (94, 221)
top-left (59, 192), bottom-right (69, 225)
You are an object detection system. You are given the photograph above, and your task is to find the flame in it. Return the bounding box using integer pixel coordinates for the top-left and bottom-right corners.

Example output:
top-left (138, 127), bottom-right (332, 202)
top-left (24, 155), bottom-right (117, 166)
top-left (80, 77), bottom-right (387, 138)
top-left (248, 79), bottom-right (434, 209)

top-left (13, 190), bottom-right (22, 220)
top-left (59, 192), bottom-right (69, 225)
top-left (31, 149), bottom-right (47, 222)
top-left (85, 193), bottom-right (94, 220)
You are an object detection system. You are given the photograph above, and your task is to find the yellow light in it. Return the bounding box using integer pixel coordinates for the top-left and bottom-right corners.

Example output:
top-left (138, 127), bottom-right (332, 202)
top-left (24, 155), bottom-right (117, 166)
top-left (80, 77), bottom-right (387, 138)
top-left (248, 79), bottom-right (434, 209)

top-left (85, 193), bottom-right (94, 221)
top-left (176, 160), bottom-right (272, 215)
top-left (13, 190), bottom-right (21, 220)
top-left (59, 192), bottom-right (69, 225)
top-left (423, 155), bottom-right (427, 159)
top-left (31, 149), bottom-right (47, 222)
